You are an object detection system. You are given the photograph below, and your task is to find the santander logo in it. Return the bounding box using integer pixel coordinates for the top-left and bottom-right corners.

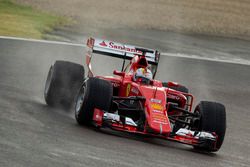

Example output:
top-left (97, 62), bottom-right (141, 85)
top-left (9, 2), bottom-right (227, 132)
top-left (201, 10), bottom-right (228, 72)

top-left (99, 41), bottom-right (108, 47)
top-left (99, 41), bottom-right (142, 54)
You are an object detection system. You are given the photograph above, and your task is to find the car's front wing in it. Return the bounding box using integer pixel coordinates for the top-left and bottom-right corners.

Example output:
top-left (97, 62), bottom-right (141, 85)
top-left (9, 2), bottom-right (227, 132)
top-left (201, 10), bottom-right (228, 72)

top-left (92, 108), bottom-right (217, 150)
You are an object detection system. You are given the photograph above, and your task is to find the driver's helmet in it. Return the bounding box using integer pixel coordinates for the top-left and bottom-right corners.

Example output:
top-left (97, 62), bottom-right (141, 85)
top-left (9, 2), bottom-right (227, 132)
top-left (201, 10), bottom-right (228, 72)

top-left (133, 68), bottom-right (152, 84)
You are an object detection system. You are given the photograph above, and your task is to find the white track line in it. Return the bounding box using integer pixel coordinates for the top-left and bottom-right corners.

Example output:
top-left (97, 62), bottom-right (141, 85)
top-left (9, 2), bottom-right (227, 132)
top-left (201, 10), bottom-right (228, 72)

top-left (161, 53), bottom-right (250, 66)
top-left (1, 36), bottom-right (249, 66)
top-left (0, 36), bottom-right (85, 47)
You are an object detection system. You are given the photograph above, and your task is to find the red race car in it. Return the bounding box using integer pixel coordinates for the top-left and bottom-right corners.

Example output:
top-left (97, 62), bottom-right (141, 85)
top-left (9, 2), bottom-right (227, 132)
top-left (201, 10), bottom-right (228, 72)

top-left (44, 38), bottom-right (226, 152)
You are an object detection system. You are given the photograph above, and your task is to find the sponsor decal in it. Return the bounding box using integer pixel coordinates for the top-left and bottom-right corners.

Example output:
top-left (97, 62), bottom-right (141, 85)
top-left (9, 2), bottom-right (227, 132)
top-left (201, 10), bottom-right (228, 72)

top-left (109, 42), bottom-right (125, 50)
top-left (112, 82), bottom-right (120, 87)
top-left (126, 83), bottom-right (131, 96)
top-left (99, 41), bottom-right (107, 47)
top-left (167, 94), bottom-right (180, 100)
top-left (129, 100), bottom-right (134, 105)
top-left (150, 98), bottom-right (162, 104)
top-left (151, 103), bottom-right (164, 111)
top-left (131, 87), bottom-right (139, 95)
top-left (153, 110), bottom-right (164, 114)
top-left (152, 113), bottom-right (168, 124)
top-left (108, 42), bottom-right (142, 54)
top-left (153, 120), bottom-right (168, 125)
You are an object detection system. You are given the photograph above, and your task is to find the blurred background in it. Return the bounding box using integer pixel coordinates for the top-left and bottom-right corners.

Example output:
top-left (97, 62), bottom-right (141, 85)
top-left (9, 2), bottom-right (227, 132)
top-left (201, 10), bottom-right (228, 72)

top-left (1, 0), bottom-right (250, 41)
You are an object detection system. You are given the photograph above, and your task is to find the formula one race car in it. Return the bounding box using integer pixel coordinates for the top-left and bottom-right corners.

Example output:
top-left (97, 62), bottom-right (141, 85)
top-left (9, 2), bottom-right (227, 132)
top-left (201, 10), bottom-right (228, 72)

top-left (44, 38), bottom-right (226, 152)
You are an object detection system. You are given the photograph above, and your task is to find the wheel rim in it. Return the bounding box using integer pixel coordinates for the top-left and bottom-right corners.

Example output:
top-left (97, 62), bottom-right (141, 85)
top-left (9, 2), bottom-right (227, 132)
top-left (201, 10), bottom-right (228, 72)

top-left (191, 108), bottom-right (202, 131)
top-left (75, 86), bottom-right (85, 115)
top-left (44, 66), bottom-right (53, 96)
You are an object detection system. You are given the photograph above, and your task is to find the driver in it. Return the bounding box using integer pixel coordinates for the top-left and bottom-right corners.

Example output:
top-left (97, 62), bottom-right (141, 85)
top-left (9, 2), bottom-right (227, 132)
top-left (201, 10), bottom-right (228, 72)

top-left (133, 68), bottom-right (152, 84)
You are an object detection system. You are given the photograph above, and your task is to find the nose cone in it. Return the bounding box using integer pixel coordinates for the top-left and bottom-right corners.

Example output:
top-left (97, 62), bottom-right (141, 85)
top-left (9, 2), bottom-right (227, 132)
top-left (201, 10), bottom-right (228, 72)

top-left (139, 86), bottom-right (172, 134)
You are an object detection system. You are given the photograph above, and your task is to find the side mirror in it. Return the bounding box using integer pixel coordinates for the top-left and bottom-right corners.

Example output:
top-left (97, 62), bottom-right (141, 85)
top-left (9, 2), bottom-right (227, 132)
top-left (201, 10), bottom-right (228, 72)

top-left (167, 81), bottom-right (179, 87)
top-left (113, 70), bottom-right (125, 77)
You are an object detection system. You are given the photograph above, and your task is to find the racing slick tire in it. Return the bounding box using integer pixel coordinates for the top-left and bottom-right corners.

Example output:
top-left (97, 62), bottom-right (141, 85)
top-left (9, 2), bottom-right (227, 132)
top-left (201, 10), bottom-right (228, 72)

top-left (75, 77), bottom-right (113, 125)
top-left (44, 61), bottom-right (85, 109)
top-left (162, 82), bottom-right (189, 93)
top-left (193, 101), bottom-right (226, 152)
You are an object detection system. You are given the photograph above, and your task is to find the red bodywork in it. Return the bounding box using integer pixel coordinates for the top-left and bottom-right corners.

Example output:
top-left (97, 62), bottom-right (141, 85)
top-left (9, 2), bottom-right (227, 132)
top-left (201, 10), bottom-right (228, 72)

top-left (86, 38), bottom-right (216, 149)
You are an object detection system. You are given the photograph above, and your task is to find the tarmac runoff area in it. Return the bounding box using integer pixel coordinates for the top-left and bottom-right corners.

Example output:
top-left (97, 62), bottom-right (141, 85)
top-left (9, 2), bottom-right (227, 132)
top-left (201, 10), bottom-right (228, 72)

top-left (0, 36), bottom-right (250, 167)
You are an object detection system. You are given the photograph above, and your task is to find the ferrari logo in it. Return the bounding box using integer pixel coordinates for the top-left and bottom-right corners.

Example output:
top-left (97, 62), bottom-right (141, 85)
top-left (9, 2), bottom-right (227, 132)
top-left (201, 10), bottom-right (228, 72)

top-left (126, 84), bottom-right (131, 96)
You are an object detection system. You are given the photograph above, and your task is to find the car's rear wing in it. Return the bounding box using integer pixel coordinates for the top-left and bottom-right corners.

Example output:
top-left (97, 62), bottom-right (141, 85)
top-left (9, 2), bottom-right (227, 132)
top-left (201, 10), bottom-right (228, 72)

top-left (86, 38), bottom-right (160, 65)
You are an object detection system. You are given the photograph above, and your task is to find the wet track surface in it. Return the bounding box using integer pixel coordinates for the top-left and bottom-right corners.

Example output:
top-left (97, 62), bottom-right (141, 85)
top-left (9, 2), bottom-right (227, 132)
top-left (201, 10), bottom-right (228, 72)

top-left (0, 38), bottom-right (250, 166)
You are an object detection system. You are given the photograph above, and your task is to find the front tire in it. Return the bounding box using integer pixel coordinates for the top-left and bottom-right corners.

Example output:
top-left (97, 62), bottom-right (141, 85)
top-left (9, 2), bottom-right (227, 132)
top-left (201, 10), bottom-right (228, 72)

top-left (44, 61), bottom-right (84, 109)
top-left (193, 101), bottom-right (226, 152)
top-left (75, 77), bottom-right (113, 125)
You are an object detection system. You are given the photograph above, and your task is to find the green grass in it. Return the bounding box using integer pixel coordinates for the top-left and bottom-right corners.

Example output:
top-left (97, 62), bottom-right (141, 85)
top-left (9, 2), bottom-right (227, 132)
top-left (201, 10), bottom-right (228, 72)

top-left (0, 0), bottom-right (69, 39)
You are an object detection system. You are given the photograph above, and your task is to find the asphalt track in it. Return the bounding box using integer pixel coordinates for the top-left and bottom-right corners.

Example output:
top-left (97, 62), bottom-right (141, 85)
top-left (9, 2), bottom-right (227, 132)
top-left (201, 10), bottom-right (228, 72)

top-left (0, 37), bottom-right (250, 167)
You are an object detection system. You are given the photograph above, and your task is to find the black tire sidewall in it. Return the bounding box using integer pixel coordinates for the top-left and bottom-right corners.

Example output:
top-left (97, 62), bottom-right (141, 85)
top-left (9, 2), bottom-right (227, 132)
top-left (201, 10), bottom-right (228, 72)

top-left (75, 77), bottom-right (113, 125)
top-left (195, 101), bottom-right (226, 151)
top-left (44, 61), bottom-right (84, 108)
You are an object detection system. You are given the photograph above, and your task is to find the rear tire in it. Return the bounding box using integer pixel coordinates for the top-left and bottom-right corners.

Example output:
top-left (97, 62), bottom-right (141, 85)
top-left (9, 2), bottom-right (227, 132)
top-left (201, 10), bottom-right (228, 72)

top-left (75, 77), bottom-right (113, 125)
top-left (194, 101), bottom-right (226, 152)
top-left (44, 61), bottom-right (84, 109)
